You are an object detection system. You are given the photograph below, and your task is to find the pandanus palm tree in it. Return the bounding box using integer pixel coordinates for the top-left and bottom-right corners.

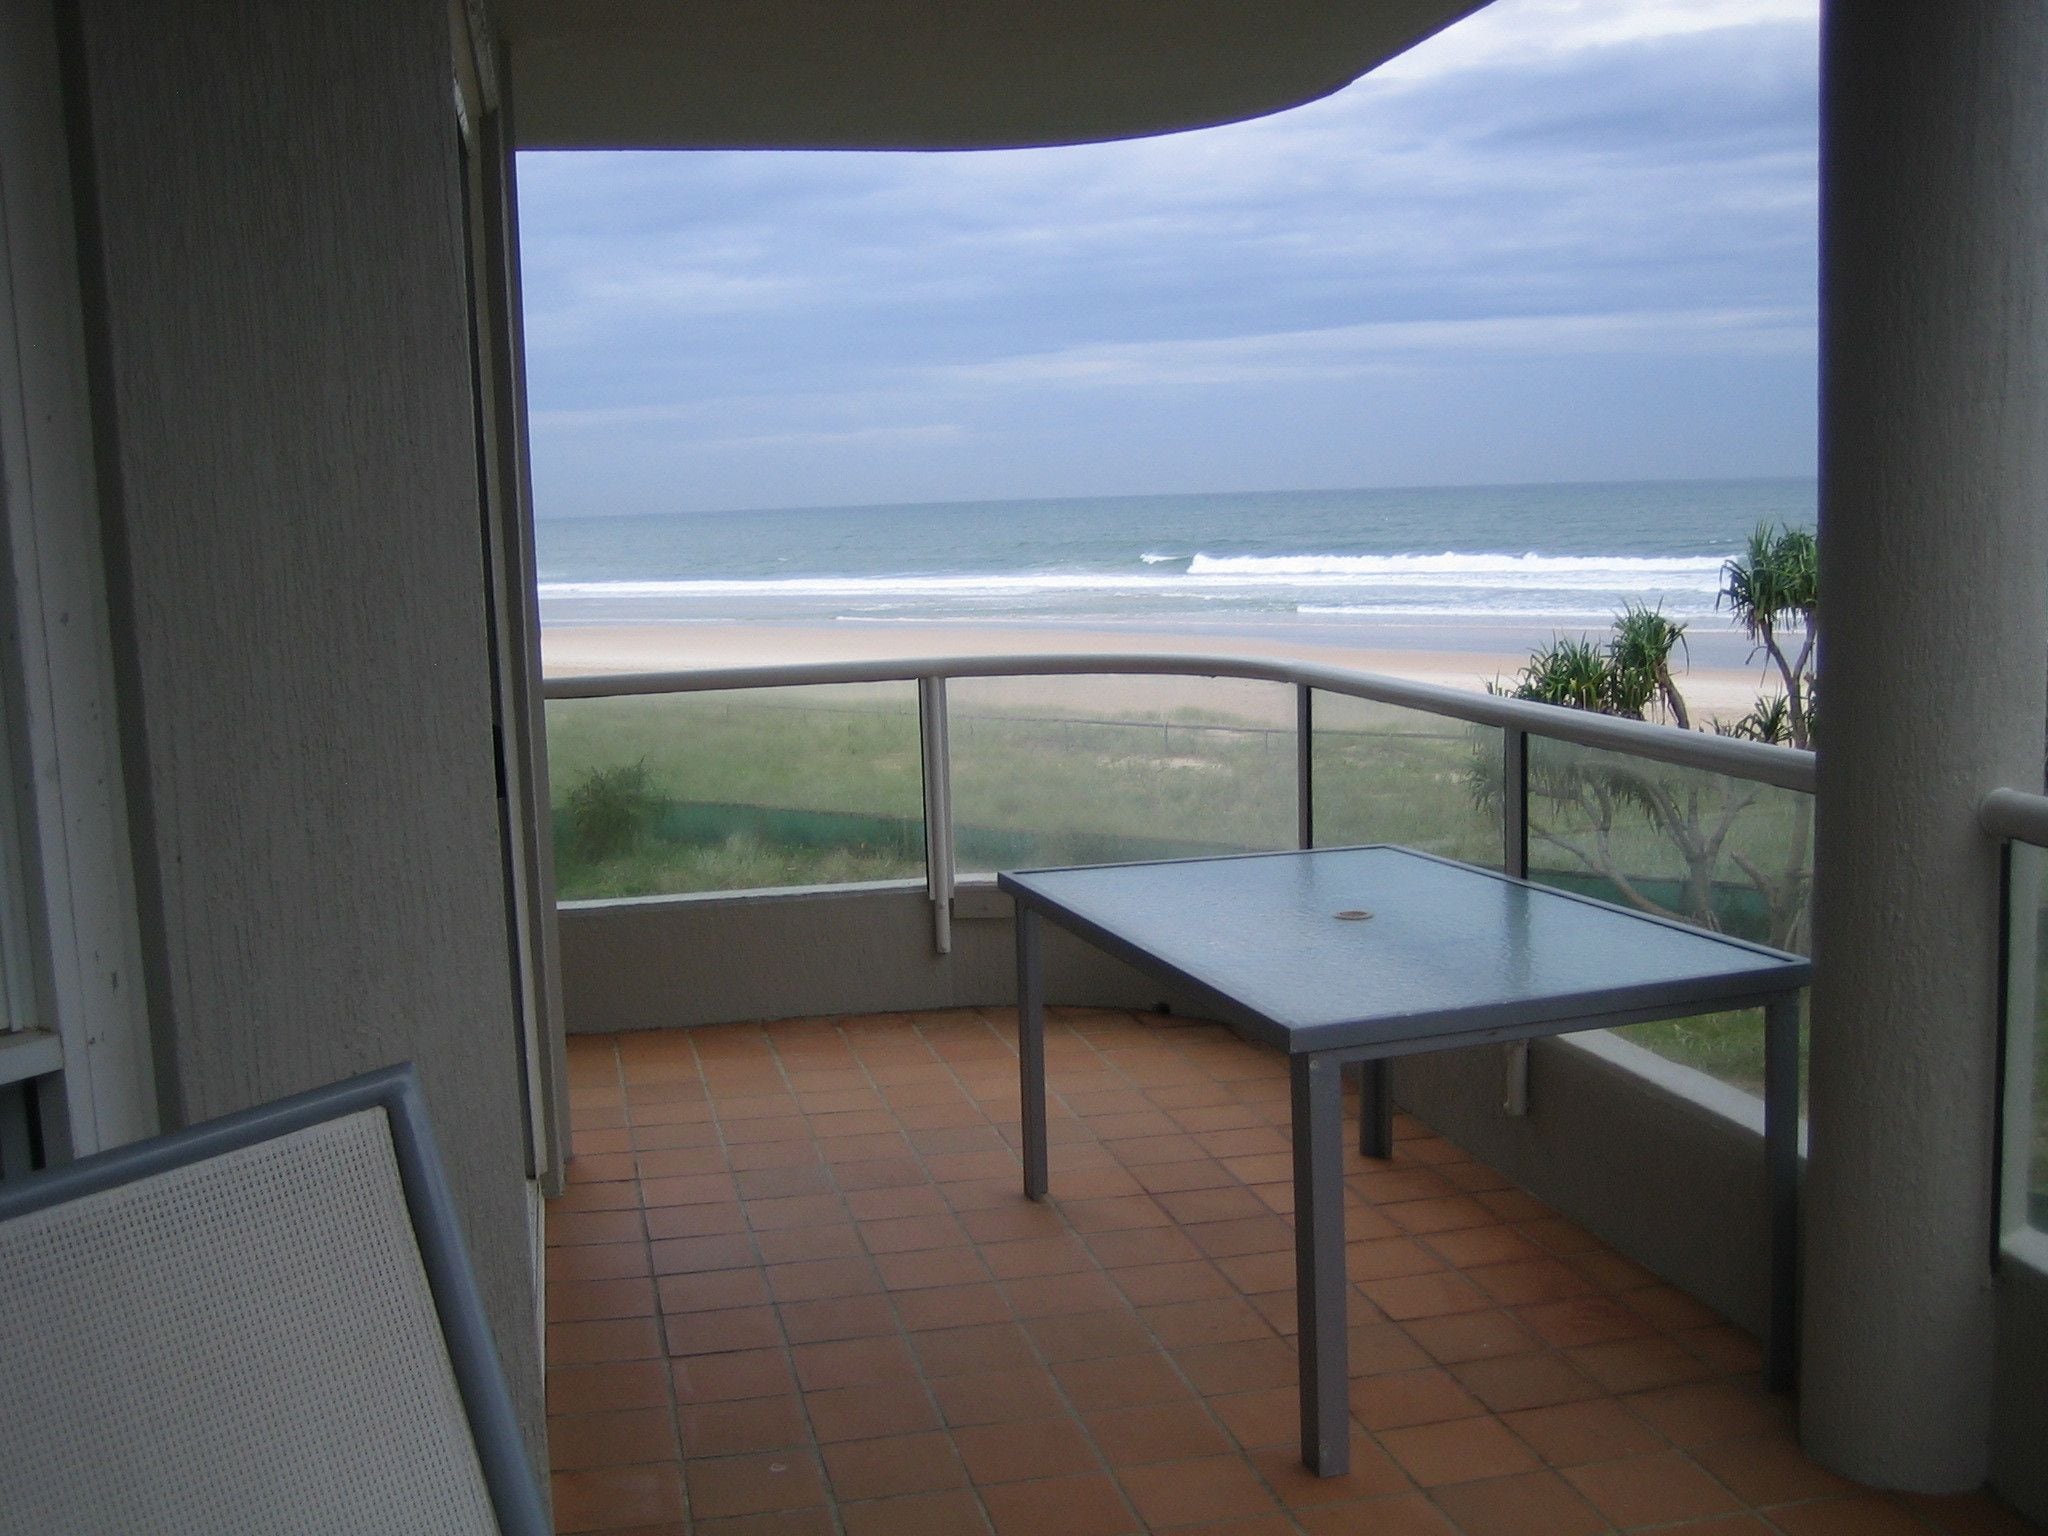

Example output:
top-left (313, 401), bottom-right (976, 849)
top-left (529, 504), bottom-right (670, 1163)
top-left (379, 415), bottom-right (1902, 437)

top-left (1508, 635), bottom-right (1613, 713)
top-left (1480, 557), bottom-right (1813, 949)
top-left (1721, 523), bottom-right (1817, 749)
top-left (1715, 523), bottom-right (1817, 948)
top-left (1610, 603), bottom-right (1691, 730)
top-left (1504, 607), bottom-right (1689, 729)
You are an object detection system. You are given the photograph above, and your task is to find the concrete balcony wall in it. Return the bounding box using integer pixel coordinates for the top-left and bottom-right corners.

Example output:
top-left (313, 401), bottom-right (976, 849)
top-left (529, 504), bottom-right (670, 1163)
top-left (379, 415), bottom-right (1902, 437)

top-left (1994, 1242), bottom-right (2048, 1520)
top-left (558, 881), bottom-right (1210, 1030)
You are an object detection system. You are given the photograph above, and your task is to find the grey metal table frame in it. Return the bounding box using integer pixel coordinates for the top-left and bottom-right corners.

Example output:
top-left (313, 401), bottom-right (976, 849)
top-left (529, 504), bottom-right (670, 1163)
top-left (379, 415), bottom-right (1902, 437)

top-left (999, 846), bottom-right (1810, 1477)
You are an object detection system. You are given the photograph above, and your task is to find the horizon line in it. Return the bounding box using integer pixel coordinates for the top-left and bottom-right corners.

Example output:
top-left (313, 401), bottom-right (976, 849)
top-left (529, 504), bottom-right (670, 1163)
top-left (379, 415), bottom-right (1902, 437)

top-left (534, 473), bottom-right (1818, 522)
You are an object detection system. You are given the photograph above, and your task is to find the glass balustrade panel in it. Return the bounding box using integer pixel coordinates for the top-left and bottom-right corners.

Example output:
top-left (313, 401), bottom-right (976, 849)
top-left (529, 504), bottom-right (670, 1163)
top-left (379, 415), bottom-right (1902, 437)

top-left (2033, 859), bottom-right (2048, 1235)
top-left (1524, 736), bottom-right (1812, 1098)
top-left (2009, 842), bottom-right (2048, 1238)
top-left (948, 675), bottom-right (1295, 874)
top-left (1309, 692), bottom-right (1504, 869)
top-left (546, 684), bottom-right (925, 898)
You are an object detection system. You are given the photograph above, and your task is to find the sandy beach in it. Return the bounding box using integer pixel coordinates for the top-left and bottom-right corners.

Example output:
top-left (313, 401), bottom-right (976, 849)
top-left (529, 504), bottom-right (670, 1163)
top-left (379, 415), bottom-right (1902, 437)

top-left (541, 619), bottom-right (1774, 725)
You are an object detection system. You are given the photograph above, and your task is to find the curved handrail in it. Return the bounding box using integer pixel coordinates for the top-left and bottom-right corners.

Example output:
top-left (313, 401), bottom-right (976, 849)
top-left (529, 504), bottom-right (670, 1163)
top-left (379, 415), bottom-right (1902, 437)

top-left (544, 649), bottom-right (1815, 793)
top-left (1981, 786), bottom-right (2048, 846)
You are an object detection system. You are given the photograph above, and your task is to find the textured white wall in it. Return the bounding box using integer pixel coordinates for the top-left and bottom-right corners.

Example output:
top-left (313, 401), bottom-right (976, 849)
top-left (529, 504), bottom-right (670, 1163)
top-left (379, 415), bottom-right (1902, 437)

top-left (67, 0), bottom-right (543, 1456)
top-left (1807, 2), bottom-right (2048, 1491)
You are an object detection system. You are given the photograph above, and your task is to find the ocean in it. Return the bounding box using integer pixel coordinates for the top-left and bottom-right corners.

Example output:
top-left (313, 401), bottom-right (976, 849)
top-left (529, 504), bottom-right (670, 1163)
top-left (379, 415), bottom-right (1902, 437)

top-left (534, 478), bottom-right (1814, 663)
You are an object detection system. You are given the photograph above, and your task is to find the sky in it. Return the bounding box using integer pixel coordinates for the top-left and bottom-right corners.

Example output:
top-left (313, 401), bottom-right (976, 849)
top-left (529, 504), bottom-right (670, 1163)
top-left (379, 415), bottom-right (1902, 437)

top-left (515, 0), bottom-right (1819, 519)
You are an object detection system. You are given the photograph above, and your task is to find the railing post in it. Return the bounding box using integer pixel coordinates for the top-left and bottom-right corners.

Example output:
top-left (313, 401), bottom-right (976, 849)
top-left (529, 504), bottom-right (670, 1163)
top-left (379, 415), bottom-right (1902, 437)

top-left (918, 676), bottom-right (955, 955)
top-left (1296, 685), bottom-right (1314, 850)
top-left (1502, 726), bottom-right (1529, 879)
top-left (1502, 726), bottom-right (1531, 1115)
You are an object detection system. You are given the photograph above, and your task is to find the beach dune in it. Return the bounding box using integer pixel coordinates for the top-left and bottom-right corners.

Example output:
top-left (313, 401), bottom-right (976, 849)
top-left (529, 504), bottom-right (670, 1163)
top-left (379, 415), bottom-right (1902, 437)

top-left (541, 620), bottom-right (1774, 726)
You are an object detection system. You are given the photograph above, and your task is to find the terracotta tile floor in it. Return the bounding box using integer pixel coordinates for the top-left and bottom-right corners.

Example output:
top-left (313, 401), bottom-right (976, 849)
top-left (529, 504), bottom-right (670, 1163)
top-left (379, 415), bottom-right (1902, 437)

top-left (546, 1007), bottom-right (2041, 1536)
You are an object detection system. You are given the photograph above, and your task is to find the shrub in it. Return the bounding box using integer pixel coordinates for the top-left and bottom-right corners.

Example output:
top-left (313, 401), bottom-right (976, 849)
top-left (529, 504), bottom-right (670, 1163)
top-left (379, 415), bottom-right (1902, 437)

top-left (561, 760), bottom-right (665, 863)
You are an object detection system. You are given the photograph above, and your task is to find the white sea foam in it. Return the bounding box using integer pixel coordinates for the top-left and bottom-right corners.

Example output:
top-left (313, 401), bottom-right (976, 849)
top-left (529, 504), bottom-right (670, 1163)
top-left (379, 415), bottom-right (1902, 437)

top-left (537, 546), bottom-right (1736, 626)
top-left (542, 552), bottom-right (1723, 601)
top-left (541, 573), bottom-right (1187, 598)
top-left (1185, 550), bottom-right (1725, 580)
top-left (1295, 602), bottom-right (1722, 620)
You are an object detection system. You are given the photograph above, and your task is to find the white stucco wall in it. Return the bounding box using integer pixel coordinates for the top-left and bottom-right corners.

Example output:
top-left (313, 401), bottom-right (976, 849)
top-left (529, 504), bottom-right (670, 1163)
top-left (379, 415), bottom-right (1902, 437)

top-left (65, 0), bottom-right (545, 1461)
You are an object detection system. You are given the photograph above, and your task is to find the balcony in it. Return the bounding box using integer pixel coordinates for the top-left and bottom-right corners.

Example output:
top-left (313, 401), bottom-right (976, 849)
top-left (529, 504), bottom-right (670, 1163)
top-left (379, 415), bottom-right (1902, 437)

top-left (545, 1006), bottom-right (2033, 1535)
top-left (541, 651), bottom-right (2048, 1533)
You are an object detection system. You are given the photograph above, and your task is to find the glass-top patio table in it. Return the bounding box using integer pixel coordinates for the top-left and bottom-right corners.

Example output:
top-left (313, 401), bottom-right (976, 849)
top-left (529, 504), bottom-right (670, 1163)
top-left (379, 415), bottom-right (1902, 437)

top-left (998, 845), bottom-right (1811, 1476)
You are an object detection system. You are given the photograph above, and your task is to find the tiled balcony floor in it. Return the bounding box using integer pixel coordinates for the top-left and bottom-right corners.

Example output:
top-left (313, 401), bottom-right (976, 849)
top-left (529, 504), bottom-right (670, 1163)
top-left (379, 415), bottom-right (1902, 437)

top-left (547, 1008), bottom-right (2038, 1536)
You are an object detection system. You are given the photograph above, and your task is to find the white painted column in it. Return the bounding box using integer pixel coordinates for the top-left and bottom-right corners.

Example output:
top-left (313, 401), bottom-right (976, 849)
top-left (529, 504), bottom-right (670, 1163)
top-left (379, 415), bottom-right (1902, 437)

top-left (1805, 3), bottom-right (2048, 1489)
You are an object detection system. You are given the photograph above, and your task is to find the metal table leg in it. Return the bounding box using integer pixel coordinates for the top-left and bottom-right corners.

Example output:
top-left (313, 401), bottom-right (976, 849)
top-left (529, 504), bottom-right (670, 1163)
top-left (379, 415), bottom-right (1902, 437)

top-left (1291, 1051), bottom-right (1348, 1474)
top-left (1017, 906), bottom-right (1048, 1200)
top-left (1358, 1058), bottom-right (1392, 1159)
top-left (1763, 989), bottom-right (1800, 1390)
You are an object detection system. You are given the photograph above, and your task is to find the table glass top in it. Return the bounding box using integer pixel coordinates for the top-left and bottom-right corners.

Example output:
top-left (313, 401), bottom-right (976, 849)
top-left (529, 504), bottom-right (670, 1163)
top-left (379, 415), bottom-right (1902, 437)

top-left (1000, 846), bottom-right (1809, 1048)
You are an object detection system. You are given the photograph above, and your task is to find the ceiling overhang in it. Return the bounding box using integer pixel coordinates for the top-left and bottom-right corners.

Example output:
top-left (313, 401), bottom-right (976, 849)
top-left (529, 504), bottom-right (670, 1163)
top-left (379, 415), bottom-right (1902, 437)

top-left (502, 1), bottom-right (1492, 152)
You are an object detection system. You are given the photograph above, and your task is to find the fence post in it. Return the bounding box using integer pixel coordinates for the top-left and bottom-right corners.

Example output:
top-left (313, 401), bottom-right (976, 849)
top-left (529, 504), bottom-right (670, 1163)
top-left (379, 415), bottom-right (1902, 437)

top-left (1502, 727), bottom-right (1531, 1115)
top-left (918, 677), bottom-right (955, 955)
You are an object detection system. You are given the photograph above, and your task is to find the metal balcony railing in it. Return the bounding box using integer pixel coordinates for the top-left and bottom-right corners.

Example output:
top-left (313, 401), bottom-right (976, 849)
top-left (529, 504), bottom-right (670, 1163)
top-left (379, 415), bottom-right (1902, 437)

top-left (545, 650), bottom-right (1818, 1102)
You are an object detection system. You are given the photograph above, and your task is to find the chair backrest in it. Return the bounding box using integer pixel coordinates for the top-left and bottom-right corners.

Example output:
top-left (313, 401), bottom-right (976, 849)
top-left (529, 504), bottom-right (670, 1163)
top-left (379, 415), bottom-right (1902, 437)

top-left (0, 1064), bottom-right (547, 1536)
